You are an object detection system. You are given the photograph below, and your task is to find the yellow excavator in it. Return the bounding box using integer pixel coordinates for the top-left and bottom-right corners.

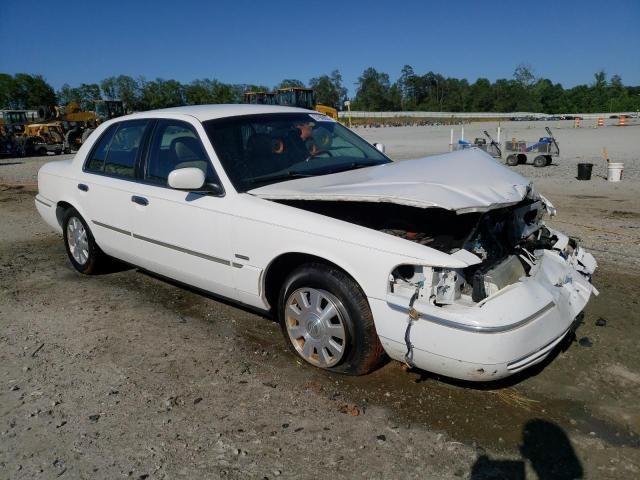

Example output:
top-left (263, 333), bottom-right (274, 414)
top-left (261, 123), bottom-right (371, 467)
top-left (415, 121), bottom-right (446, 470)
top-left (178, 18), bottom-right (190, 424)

top-left (243, 87), bottom-right (338, 120)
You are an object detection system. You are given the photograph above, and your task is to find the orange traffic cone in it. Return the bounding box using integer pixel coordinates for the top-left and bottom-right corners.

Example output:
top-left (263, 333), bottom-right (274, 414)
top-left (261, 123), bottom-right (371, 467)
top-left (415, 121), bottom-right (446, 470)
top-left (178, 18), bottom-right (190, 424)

top-left (597, 117), bottom-right (604, 127)
top-left (618, 115), bottom-right (626, 126)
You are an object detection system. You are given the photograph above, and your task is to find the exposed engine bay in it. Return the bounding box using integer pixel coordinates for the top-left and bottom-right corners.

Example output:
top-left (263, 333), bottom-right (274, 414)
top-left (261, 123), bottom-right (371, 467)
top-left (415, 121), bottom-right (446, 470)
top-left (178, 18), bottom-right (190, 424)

top-left (276, 197), bottom-right (589, 305)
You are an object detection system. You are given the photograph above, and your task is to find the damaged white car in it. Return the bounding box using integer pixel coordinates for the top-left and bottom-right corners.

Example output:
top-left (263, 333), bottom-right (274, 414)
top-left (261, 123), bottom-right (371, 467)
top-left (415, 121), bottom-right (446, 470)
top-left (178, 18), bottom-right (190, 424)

top-left (35, 105), bottom-right (598, 381)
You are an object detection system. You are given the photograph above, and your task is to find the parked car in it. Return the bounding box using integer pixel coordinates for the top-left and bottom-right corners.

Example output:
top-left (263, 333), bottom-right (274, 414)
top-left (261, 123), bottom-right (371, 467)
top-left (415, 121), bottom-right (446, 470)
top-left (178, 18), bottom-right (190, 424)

top-left (35, 105), bottom-right (598, 381)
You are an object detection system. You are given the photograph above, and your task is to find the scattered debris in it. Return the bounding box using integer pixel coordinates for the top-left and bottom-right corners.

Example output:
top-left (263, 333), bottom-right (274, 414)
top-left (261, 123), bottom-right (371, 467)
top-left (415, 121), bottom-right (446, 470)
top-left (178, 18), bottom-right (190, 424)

top-left (579, 337), bottom-right (594, 347)
top-left (193, 397), bottom-right (203, 405)
top-left (31, 342), bottom-right (45, 357)
top-left (376, 434), bottom-right (386, 442)
top-left (88, 414), bottom-right (100, 422)
top-left (487, 389), bottom-right (539, 411)
top-left (595, 317), bottom-right (607, 327)
top-left (338, 404), bottom-right (361, 416)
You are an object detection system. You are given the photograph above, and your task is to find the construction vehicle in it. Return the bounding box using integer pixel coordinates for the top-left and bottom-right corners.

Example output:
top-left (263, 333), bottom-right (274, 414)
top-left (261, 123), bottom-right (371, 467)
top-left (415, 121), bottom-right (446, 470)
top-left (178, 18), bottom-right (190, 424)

top-left (35, 100), bottom-right (125, 152)
top-left (0, 110), bottom-right (29, 135)
top-left (243, 87), bottom-right (338, 120)
top-left (0, 111), bottom-right (66, 157)
top-left (243, 91), bottom-right (276, 105)
top-left (44, 100), bottom-right (125, 124)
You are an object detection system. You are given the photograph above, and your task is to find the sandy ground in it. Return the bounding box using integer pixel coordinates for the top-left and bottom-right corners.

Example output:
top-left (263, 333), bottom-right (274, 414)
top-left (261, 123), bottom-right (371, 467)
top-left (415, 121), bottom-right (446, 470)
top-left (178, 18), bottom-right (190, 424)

top-left (1, 121), bottom-right (639, 478)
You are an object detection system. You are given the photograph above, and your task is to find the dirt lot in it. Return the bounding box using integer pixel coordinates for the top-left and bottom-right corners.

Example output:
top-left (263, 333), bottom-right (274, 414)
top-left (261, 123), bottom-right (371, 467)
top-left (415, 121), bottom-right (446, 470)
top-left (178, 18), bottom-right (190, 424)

top-left (1, 125), bottom-right (640, 479)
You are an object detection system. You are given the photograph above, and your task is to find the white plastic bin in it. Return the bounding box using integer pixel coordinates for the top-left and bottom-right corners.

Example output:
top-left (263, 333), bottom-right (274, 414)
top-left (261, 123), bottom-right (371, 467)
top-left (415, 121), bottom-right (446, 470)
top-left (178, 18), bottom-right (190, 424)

top-left (607, 162), bottom-right (624, 182)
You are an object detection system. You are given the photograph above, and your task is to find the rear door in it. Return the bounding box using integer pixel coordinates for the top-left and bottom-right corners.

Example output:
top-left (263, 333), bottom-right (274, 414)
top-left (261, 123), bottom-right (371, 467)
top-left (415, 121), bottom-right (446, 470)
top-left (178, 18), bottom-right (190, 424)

top-left (79, 119), bottom-right (151, 263)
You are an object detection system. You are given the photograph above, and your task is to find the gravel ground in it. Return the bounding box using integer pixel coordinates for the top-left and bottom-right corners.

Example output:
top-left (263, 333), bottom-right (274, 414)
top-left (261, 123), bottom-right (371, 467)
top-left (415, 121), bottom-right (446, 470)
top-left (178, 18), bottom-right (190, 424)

top-left (1, 122), bottom-right (640, 478)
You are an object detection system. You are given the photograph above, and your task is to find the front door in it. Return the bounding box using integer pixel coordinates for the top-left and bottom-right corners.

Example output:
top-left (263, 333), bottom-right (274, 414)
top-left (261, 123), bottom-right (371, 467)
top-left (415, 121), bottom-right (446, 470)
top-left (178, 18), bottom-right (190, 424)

top-left (128, 119), bottom-right (237, 300)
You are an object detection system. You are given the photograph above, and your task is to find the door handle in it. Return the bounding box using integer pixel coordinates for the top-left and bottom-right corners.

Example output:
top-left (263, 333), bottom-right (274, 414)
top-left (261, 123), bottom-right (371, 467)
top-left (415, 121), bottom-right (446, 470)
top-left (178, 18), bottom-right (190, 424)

top-left (77, 183), bottom-right (88, 192)
top-left (131, 195), bottom-right (149, 206)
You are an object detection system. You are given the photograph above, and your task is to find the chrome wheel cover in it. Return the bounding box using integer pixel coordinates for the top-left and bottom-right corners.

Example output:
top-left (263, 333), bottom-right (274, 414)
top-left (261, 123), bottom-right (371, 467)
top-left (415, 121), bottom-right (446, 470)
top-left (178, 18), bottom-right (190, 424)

top-left (66, 217), bottom-right (89, 265)
top-left (285, 288), bottom-right (347, 368)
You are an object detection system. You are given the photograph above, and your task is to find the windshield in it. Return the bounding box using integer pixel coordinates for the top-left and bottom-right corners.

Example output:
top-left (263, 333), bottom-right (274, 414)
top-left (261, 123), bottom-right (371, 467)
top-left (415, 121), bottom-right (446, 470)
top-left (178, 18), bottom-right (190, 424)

top-left (203, 113), bottom-right (391, 191)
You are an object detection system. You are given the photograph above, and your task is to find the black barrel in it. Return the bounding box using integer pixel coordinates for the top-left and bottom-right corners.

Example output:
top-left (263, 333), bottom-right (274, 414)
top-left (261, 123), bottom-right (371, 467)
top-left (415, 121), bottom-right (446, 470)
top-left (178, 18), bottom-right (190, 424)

top-left (577, 163), bottom-right (593, 180)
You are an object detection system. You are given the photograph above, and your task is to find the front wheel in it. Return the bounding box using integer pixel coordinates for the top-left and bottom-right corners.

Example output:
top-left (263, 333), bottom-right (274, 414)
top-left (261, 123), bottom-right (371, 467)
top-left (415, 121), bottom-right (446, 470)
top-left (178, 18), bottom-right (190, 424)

top-left (506, 154), bottom-right (518, 166)
top-left (278, 263), bottom-right (385, 375)
top-left (62, 208), bottom-right (109, 274)
top-left (533, 155), bottom-right (547, 167)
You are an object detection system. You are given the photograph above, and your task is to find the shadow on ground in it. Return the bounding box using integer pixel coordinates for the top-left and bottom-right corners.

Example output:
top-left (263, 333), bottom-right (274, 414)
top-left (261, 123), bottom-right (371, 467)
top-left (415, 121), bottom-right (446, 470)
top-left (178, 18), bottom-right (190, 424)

top-left (471, 419), bottom-right (583, 479)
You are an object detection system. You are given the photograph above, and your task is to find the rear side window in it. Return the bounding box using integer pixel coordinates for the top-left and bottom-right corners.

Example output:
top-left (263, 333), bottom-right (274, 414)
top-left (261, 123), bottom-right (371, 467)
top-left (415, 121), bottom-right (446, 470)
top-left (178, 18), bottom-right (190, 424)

top-left (85, 125), bottom-right (116, 172)
top-left (85, 120), bottom-right (149, 178)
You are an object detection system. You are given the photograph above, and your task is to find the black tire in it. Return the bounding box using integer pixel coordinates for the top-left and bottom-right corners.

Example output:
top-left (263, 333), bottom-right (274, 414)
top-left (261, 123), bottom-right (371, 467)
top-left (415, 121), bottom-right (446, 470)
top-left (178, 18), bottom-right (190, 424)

top-left (278, 263), bottom-right (385, 375)
top-left (533, 155), bottom-right (547, 167)
top-left (506, 154), bottom-right (518, 166)
top-left (62, 207), bottom-right (109, 274)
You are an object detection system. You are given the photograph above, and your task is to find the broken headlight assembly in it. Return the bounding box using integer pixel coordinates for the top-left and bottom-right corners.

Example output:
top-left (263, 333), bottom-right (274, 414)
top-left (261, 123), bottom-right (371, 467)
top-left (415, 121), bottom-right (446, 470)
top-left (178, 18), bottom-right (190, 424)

top-left (389, 265), bottom-right (468, 306)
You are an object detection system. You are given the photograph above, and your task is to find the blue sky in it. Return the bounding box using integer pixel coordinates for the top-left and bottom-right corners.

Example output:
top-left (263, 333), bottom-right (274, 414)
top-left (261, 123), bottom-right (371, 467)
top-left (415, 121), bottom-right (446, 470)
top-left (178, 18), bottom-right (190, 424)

top-left (1, 0), bottom-right (638, 95)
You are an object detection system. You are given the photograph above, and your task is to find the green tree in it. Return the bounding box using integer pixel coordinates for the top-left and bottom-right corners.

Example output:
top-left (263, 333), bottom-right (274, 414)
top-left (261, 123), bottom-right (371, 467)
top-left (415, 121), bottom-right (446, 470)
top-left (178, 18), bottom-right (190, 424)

top-left (353, 67), bottom-right (393, 111)
top-left (0, 73), bottom-right (17, 108)
top-left (277, 79), bottom-right (305, 89)
top-left (77, 83), bottom-right (101, 111)
top-left (514, 64), bottom-right (536, 88)
top-left (140, 78), bottom-right (184, 109)
top-left (57, 83), bottom-right (81, 106)
top-left (309, 70), bottom-right (347, 109)
top-left (10, 74), bottom-right (56, 109)
top-left (469, 78), bottom-right (494, 111)
top-left (309, 75), bottom-right (338, 108)
top-left (398, 65), bottom-right (417, 109)
top-left (100, 75), bottom-right (142, 111)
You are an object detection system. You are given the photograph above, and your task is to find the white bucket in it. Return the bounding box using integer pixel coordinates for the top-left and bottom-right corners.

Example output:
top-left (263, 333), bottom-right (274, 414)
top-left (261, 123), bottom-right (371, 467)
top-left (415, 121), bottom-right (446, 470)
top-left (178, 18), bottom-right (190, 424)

top-left (607, 162), bottom-right (624, 182)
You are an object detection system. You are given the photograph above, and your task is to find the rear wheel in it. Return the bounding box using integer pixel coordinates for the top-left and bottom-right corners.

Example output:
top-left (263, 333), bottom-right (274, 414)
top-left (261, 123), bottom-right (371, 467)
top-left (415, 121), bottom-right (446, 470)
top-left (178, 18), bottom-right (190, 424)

top-left (278, 263), bottom-right (384, 375)
top-left (506, 154), bottom-right (518, 166)
top-left (62, 208), bottom-right (109, 274)
top-left (533, 155), bottom-right (547, 167)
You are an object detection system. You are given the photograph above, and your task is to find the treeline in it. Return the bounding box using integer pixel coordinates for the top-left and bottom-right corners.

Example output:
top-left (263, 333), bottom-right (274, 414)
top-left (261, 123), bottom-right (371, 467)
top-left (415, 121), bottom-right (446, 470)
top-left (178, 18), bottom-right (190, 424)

top-left (352, 65), bottom-right (640, 113)
top-left (1, 65), bottom-right (639, 114)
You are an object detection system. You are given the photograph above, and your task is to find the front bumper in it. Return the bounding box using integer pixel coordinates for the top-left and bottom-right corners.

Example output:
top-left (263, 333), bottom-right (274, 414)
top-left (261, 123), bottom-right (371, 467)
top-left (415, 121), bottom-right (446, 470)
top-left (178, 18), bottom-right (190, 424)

top-left (373, 248), bottom-right (597, 381)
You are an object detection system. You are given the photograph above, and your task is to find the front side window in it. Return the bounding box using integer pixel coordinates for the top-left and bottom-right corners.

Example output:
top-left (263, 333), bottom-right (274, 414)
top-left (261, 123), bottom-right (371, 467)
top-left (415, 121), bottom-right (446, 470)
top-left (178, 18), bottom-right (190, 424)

top-left (144, 120), bottom-right (219, 186)
top-left (203, 113), bottom-right (390, 192)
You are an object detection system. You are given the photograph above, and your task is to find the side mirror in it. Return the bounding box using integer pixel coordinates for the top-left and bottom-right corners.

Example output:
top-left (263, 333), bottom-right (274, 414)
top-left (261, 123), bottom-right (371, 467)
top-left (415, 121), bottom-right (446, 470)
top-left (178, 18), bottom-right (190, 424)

top-left (168, 168), bottom-right (205, 190)
top-left (373, 143), bottom-right (386, 153)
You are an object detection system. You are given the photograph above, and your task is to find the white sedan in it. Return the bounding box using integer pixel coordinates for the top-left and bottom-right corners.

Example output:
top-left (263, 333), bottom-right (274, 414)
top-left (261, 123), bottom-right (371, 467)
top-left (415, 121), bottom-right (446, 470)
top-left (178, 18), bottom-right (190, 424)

top-left (35, 105), bottom-right (598, 381)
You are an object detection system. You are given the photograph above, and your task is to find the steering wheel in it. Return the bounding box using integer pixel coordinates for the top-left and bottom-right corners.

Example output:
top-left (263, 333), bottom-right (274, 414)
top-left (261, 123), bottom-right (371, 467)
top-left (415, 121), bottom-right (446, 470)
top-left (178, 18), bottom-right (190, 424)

top-left (305, 149), bottom-right (333, 162)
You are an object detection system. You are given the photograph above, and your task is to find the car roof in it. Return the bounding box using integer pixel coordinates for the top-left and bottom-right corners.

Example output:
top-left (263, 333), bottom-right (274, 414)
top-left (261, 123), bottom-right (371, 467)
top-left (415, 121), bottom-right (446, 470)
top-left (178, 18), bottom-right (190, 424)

top-left (124, 104), bottom-right (312, 122)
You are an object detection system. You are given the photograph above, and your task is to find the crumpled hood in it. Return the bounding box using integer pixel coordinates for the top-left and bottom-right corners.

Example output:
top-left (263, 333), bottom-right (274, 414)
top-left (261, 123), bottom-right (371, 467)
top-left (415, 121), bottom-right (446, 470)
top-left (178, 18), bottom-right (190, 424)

top-left (249, 148), bottom-right (532, 212)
